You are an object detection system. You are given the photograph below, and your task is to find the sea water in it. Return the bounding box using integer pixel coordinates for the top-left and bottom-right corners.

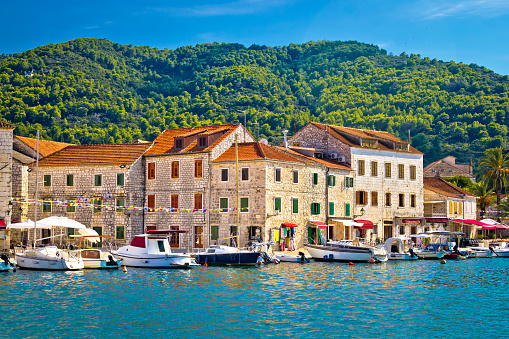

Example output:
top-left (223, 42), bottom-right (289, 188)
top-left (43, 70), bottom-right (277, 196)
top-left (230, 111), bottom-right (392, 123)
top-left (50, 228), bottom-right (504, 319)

top-left (0, 258), bottom-right (508, 339)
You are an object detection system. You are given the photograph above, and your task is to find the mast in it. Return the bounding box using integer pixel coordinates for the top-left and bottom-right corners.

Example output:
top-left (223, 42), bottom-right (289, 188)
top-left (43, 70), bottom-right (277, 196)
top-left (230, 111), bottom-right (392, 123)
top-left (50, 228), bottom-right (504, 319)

top-left (235, 134), bottom-right (239, 251)
top-left (33, 129), bottom-right (39, 249)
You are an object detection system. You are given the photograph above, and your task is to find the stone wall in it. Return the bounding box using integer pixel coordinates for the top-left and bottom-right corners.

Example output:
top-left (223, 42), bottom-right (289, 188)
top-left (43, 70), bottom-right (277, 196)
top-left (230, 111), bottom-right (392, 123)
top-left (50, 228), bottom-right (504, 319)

top-left (0, 128), bottom-right (13, 249)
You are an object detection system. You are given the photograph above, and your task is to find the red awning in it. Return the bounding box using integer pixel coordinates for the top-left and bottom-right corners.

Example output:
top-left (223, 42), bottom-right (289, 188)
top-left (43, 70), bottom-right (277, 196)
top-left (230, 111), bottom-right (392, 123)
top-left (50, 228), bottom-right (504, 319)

top-left (354, 220), bottom-right (374, 229)
top-left (453, 219), bottom-right (495, 229)
top-left (147, 229), bottom-right (190, 234)
top-left (310, 221), bottom-right (328, 229)
top-left (0, 219), bottom-right (6, 229)
top-left (401, 219), bottom-right (421, 224)
top-left (281, 223), bottom-right (298, 228)
top-left (426, 218), bottom-right (448, 223)
top-left (497, 224), bottom-right (509, 230)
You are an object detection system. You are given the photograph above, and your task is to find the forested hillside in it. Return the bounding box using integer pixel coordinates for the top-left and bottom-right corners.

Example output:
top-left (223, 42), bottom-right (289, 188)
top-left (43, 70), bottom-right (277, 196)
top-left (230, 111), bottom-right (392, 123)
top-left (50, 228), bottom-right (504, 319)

top-left (1, 38), bottom-right (508, 165)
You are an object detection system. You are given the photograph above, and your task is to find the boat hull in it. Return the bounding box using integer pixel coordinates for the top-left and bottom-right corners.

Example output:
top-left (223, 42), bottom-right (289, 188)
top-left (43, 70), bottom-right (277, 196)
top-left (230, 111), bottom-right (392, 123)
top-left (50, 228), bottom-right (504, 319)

top-left (15, 254), bottom-right (84, 270)
top-left (83, 259), bottom-right (122, 269)
top-left (195, 252), bottom-right (261, 266)
top-left (275, 253), bottom-right (310, 263)
top-left (305, 244), bottom-right (374, 262)
top-left (0, 262), bottom-right (15, 272)
top-left (387, 252), bottom-right (418, 260)
top-left (117, 253), bottom-right (199, 268)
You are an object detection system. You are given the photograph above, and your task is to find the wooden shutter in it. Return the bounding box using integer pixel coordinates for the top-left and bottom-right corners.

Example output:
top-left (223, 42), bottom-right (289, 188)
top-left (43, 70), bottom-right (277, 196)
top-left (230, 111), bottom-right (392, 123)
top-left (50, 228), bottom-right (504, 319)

top-left (211, 226), bottom-right (219, 241)
top-left (195, 160), bottom-right (203, 178)
top-left (194, 193), bottom-right (202, 209)
top-left (148, 194), bottom-right (155, 212)
top-left (148, 163), bottom-right (155, 179)
top-left (171, 194), bottom-right (179, 209)
top-left (172, 161), bottom-right (179, 178)
top-left (356, 191), bottom-right (361, 204)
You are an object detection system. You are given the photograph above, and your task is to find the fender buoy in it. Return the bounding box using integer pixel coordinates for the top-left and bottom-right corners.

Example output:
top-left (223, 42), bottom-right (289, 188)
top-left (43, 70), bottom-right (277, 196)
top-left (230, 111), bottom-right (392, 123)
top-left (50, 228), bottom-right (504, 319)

top-left (367, 258), bottom-right (375, 264)
top-left (123, 266), bottom-right (127, 272)
top-left (256, 259), bottom-right (262, 266)
top-left (204, 262), bottom-right (208, 267)
top-left (348, 262), bottom-right (355, 266)
top-left (440, 259), bottom-right (446, 264)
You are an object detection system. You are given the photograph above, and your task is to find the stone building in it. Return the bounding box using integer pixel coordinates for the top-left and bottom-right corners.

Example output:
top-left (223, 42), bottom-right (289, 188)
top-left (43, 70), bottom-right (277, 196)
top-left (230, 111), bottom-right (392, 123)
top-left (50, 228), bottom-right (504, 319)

top-left (0, 122), bottom-right (15, 250)
top-left (423, 156), bottom-right (475, 182)
top-left (289, 122), bottom-right (424, 241)
top-left (16, 142), bottom-right (153, 246)
top-left (142, 123), bottom-right (252, 250)
top-left (423, 177), bottom-right (477, 237)
top-left (210, 141), bottom-right (353, 250)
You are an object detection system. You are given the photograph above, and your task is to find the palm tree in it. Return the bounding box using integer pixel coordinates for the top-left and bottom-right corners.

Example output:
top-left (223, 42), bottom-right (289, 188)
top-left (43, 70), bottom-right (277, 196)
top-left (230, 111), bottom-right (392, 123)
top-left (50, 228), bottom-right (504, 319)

top-left (496, 200), bottom-right (509, 218)
top-left (477, 147), bottom-right (509, 205)
top-left (466, 180), bottom-right (495, 218)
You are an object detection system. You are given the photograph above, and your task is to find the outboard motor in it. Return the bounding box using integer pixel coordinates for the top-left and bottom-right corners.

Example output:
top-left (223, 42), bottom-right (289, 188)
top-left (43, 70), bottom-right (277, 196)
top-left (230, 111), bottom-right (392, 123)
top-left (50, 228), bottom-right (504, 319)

top-left (298, 251), bottom-right (308, 263)
top-left (409, 248), bottom-right (418, 258)
top-left (107, 255), bottom-right (118, 267)
top-left (1, 253), bottom-right (13, 267)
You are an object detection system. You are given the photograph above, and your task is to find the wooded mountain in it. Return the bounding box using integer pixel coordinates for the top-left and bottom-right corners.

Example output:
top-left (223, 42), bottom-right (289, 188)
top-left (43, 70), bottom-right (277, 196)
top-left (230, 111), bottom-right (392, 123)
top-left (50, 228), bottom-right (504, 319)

top-left (1, 38), bottom-right (508, 165)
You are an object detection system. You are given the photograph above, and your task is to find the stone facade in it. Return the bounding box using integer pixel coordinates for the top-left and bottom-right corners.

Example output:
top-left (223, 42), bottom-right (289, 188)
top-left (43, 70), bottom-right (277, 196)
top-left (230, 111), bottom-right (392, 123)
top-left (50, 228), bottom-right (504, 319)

top-left (0, 125), bottom-right (14, 249)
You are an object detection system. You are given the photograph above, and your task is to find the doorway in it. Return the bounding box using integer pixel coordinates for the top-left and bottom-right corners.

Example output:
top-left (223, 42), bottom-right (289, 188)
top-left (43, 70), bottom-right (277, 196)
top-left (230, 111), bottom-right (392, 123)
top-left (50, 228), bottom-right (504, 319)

top-left (194, 226), bottom-right (204, 249)
top-left (93, 227), bottom-right (102, 248)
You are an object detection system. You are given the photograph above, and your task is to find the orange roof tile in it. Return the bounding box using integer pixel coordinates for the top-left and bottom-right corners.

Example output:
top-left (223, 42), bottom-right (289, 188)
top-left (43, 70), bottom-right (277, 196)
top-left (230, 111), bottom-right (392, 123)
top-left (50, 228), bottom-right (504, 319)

top-left (16, 136), bottom-right (71, 158)
top-left (423, 177), bottom-right (476, 198)
top-left (310, 122), bottom-right (423, 155)
top-left (36, 142), bottom-right (153, 167)
top-left (145, 124), bottom-right (242, 155)
top-left (214, 142), bottom-right (304, 163)
top-left (0, 121), bottom-right (15, 129)
top-left (275, 146), bottom-right (351, 170)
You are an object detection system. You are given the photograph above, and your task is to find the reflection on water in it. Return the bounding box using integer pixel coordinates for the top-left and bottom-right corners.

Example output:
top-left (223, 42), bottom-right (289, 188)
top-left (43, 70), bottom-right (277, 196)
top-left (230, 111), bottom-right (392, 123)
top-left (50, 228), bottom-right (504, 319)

top-left (0, 258), bottom-right (507, 338)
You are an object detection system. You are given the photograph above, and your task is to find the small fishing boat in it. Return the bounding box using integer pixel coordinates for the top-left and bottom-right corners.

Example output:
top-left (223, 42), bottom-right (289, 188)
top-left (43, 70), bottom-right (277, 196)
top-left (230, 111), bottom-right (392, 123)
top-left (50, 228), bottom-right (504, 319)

top-left (275, 252), bottom-right (310, 263)
top-left (15, 246), bottom-right (84, 270)
top-left (115, 230), bottom-right (199, 268)
top-left (384, 237), bottom-right (418, 260)
top-left (195, 245), bottom-right (264, 266)
top-left (488, 242), bottom-right (509, 257)
top-left (0, 254), bottom-right (16, 272)
top-left (71, 249), bottom-right (121, 269)
top-left (305, 240), bottom-right (388, 263)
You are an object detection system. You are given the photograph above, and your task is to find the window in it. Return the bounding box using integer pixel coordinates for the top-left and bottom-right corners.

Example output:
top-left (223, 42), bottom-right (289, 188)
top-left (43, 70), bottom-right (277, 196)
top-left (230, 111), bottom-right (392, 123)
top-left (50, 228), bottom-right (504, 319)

top-left (195, 160), bottom-right (203, 178)
top-left (175, 138), bottom-right (183, 149)
top-left (371, 161), bottom-right (378, 177)
top-left (371, 192), bottom-right (378, 206)
top-left (211, 226), bottom-right (219, 241)
top-left (454, 201), bottom-right (458, 214)
top-left (43, 200), bottom-right (51, 212)
top-left (221, 168), bottom-right (229, 182)
top-left (198, 136), bottom-right (207, 148)
top-left (148, 163), bottom-right (155, 180)
top-left (385, 163), bottom-right (392, 178)
top-left (410, 165), bottom-right (416, 180)
top-left (171, 194), bottom-right (179, 209)
top-left (220, 198), bottom-right (228, 211)
top-left (116, 197), bottom-right (125, 212)
top-left (358, 159), bottom-right (365, 176)
top-left (459, 201), bottom-right (463, 213)
top-left (241, 168), bottom-right (249, 181)
top-left (195, 226), bottom-right (204, 249)
top-left (313, 173), bottom-right (318, 185)
top-left (274, 197), bottom-right (282, 213)
top-left (345, 203), bottom-right (351, 217)
top-left (292, 199), bottom-right (299, 214)
top-left (329, 202), bottom-right (335, 216)
top-left (249, 226), bottom-right (261, 240)
top-left (275, 168), bottom-right (281, 183)
top-left (43, 175), bottom-right (51, 187)
top-left (171, 161), bottom-right (179, 179)
top-left (68, 228), bottom-right (74, 238)
top-left (117, 173), bottom-right (124, 186)
top-left (170, 226), bottom-right (179, 247)
top-left (293, 170), bottom-right (299, 184)
top-left (345, 177), bottom-right (354, 188)
top-left (328, 175), bottom-right (336, 186)
top-left (411, 194), bottom-right (416, 208)
top-left (116, 226), bottom-right (125, 240)
top-left (399, 226), bottom-right (405, 235)
top-left (147, 194), bottom-right (155, 212)
top-left (157, 240), bottom-right (166, 252)
top-left (411, 226), bottom-right (417, 234)
top-left (361, 139), bottom-right (377, 148)
top-left (66, 199), bottom-right (75, 213)
top-left (398, 164), bottom-right (405, 179)
top-left (385, 193), bottom-right (391, 207)
top-left (240, 197), bottom-right (249, 212)
top-left (449, 201), bottom-right (453, 213)
top-left (311, 203), bottom-right (321, 215)
top-left (194, 193), bottom-right (203, 210)
top-left (399, 193), bottom-right (405, 207)
top-left (356, 191), bottom-right (368, 205)
top-left (93, 198), bottom-right (102, 212)
top-left (94, 174), bottom-right (102, 187)
top-left (66, 174), bottom-right (74, 187)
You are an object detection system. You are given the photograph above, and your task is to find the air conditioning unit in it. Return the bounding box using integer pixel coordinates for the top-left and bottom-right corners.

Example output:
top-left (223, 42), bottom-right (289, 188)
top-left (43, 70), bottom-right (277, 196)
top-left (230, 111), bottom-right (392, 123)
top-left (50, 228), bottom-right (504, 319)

top-left (337, 155), bottom-right (346, 162)
top-left (328, 153), bottom-right (338, 160)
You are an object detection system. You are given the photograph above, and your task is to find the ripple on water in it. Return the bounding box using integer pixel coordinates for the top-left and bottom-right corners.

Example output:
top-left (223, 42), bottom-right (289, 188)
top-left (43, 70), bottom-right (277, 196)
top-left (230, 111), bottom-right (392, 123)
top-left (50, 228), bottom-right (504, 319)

top-left (0, 259), bottom-right (508, 338)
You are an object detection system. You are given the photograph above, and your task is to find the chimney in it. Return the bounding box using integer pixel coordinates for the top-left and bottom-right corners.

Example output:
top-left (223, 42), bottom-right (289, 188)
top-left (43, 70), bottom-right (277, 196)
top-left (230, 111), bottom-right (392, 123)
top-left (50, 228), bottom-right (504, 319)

top-left (282, 130), bottom-right (289, 149)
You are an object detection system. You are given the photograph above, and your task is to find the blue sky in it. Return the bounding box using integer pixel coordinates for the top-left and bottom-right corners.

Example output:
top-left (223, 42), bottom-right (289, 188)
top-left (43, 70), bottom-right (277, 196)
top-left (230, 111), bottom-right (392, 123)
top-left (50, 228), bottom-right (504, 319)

top-left (1, 0), bottom-right (508, 75)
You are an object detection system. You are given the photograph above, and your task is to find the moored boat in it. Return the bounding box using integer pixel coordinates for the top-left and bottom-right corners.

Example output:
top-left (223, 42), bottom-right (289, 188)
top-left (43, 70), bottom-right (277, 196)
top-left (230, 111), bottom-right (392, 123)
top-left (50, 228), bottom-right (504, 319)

top-left (305, 240), bottom-right (387, 263)
top-left (15, 246), bottom-right (84, 270)
top-left (194, 245), bottom-right (264, 266)
top-left (384, 237), bottom-right (418, 260)
top-left (0, 254), bottom-right (16, 272)
top-left (72, 249), bottom-right (121, 269)
top-left (275, 251), bottom-right (310, 263)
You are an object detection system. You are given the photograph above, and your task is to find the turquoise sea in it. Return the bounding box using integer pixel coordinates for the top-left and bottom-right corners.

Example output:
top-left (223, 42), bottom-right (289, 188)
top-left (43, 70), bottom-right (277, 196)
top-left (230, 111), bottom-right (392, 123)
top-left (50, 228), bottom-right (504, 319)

top-left (1, 258), bottom-right (508, 339)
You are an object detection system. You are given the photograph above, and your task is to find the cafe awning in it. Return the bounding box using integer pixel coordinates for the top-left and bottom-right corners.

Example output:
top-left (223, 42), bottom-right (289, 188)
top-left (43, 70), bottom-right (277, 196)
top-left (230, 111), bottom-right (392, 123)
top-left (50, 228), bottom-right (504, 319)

top-left (0, 219), bottom-right (6, 229)
top-left (354, 220), bottom-right (374, 229)
top-left (310, 221), bottom-right (327, 229)
top-left (281, 223), bottom-right (298, 228)
top-left (401, 218), bottom-right (421, 224)
top-left (426, 218), bottom-right (449, 223)
top-left (480, 219), bottom-right (509, 230)
top-left (453, 219), bottom-right (495, 230)
top-left (330, 219), bottom-right (363, 227)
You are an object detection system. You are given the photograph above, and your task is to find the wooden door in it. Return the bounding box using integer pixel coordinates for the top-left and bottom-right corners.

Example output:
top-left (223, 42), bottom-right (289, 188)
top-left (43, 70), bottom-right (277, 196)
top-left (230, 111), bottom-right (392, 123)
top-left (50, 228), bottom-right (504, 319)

top-left (194, 226), bottom-right (203, 249)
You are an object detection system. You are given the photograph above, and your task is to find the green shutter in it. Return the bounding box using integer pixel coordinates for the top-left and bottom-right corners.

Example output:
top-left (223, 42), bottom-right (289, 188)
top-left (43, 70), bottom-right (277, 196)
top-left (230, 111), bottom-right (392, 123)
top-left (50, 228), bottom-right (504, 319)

top-left (317, 203), bottom-right (320, 214)
top-left (43, 175), bottom-right (51, 187)
top-left (116, 197), bottom-right (125, 212)
top-left (292, 199), bottom-right (298, 213)
top-left (313, 173), bottom-right (318, 185)
top-left (333, 175), bottom-right (336, 186)
top-left (275, 197), bottom-right (281, 212)
top-left (345, 177), bottom-right (350, 188)
top-left (317, 228), bottom-right (322, 245)
top-left (240, 198), bottom-right (249, 212)
top-left (329, 202), bottom-right (334, 215)
top-left (66, 174), bottom-right (73, 187)
top-left (308, 227), bottom-right (313, 244)
top-left (68, 228), bottom-right (74, 237)
top-left (116, 226), bottom-right (125, 240)
top-left (345, 203), bottom-right (351, 217)
top-left (95, 174), bottom-right (102, 186)
top-left (220, 198), bottom-right (228, 209)
top-left (117, 173), bottom-right (124, 186)
top-left (211, 226), bottom-right (219, 241)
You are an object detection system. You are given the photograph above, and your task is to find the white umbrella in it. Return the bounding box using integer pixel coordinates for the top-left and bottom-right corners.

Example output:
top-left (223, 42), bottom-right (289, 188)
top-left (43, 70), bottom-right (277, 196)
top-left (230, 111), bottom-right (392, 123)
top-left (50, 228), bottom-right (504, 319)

top-left (77, 228), bottom-right (101, 244)
top-left (7, 219), bottom-right (52, 229)
top-left (37, 216), bottom-right (87, 229)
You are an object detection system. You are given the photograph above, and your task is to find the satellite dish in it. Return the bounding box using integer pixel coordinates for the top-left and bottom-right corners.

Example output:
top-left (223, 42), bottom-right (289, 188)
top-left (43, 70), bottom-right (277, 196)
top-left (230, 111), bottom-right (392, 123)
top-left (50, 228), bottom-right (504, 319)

top-left (259, 138), bottom-right (269, 145)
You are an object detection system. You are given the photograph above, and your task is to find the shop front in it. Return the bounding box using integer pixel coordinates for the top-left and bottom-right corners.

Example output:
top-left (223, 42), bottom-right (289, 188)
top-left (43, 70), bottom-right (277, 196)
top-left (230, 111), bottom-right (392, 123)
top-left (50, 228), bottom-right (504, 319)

top-left (329, 219), bottom-right (363, 241)
top-left (277, 223), bottom-right (297, 251)
top-left (307, 221), bottom-right (327, 245)
top-left (353, 219), bottom-right (374, 240)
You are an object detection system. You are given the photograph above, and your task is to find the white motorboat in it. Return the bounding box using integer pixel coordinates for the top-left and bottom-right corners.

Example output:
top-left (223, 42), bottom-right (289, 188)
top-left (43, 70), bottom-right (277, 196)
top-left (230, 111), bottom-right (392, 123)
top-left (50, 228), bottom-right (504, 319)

top-left (15, 246), bottom-right (84, 270)
top-left (384, 237), bottom-right (418, 260)
top-left (275, 252), bottom-right (310, 263)
top-left (115, 230), bottom-right (199, 268)
top-left (305, 240), bottom-right (388, 263)
top-left (71, 249), bottom-right (121, 269)
top-left (469, 247), bottom-right (493, 258)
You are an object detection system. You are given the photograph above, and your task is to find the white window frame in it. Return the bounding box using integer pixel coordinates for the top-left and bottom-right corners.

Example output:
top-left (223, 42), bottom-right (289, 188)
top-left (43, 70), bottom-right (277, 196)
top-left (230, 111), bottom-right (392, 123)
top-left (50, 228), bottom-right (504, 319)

top-left (221, 168), bottom-right (229, 182)
top-left (240, 197), bottom-right (249, 213)
top-left (241, 167), bottom-right (249, 182)
top-left (275, 168), bottom-right (281, 183)
top-left (292, 170), bottom-right (299, 184)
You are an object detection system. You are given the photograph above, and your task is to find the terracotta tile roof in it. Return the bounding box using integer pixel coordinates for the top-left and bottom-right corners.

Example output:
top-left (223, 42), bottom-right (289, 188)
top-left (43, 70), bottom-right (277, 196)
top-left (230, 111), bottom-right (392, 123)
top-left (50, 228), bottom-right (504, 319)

top-left (275, 146), bottom-right (351, 170)
top-left (15, 136), bottom-right (71, 158)
top-left (145, 123), bottom-right (242, 155)
top-left (309, 122), bottom-right (423, 155)
top-left (423, 159), bottom-right (474, 178)
top-left (0, 121), bottom-right (15, 129)
top-left (36, 142), bottom-right (153, 167)
top-left (214, 142), bottom-right (304, 163)
top-left (423, 177), bottom-right (476, 198)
